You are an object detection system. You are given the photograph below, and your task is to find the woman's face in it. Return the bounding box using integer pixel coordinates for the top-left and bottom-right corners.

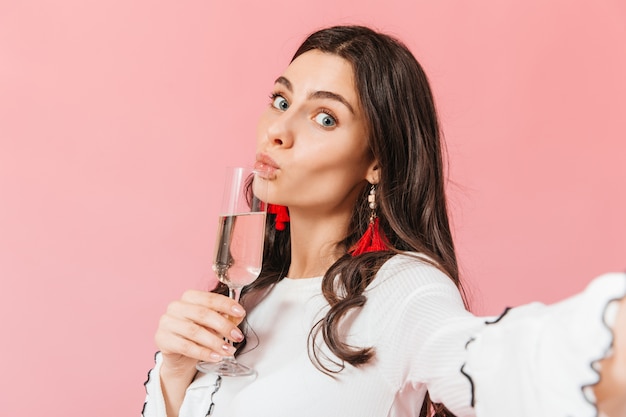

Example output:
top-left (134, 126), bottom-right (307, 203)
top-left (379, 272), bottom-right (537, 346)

top-left (255, 50), bottom-right (377, 216)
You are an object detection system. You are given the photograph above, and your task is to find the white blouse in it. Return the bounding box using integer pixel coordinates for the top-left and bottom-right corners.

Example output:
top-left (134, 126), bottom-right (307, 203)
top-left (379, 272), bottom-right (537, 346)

top-left (143, 254), bottom-right (626, 417)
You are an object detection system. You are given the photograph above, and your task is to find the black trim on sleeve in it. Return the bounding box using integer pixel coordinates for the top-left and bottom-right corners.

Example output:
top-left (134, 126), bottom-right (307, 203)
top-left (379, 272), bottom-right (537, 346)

top-left (459, 304), bottom-right (515, 409)
top-left (460, 362), bottom-right (476, 407)
top-left (142, 351), bottom-right (160, 417)
top-left (581, 293), bottom-right (625, 417)
top-left (485, 307), bottom-right (511, 325)
top-left (205, 375), bottom-right (223, 416)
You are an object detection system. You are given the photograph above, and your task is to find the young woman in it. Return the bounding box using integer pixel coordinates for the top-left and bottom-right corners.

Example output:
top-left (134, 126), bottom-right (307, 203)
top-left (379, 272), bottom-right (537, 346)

top-left (143, 25), bottom-right (626, 417)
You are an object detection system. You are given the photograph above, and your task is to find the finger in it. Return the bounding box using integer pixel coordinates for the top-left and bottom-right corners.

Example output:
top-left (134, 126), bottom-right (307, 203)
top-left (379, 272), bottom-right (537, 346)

top-left (166, 300), bottom-right (245, 341)
top-left (158, 331), bottom-right (222, 363)
top-left (180, 289), bottom-right (246, 319)
top-left (156, 315), bottom-right (237, 361)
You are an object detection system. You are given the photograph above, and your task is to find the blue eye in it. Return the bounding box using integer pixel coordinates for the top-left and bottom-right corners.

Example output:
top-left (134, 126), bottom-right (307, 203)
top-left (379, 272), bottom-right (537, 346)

top-left (271, 95), bottom-right (289, 111)
top-left (314, 112), bottom-right (336, 127)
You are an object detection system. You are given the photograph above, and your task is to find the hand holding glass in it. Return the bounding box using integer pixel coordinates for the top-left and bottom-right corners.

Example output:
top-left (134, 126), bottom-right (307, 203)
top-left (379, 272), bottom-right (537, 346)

top-left (196, 167), bottom-right (267, 377)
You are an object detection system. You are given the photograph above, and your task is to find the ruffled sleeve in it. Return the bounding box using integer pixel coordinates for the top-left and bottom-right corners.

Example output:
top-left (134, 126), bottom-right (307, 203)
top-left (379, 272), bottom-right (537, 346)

top-left (458, 273), bottom-right (626, 416)
top-left (142, 351), bottom-right (167, 417)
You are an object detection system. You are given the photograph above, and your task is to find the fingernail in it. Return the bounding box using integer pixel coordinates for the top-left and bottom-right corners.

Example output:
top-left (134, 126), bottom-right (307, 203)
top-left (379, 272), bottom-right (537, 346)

top-left (222, 343), bottom-right (236, 354)
top-left (230, 328), bottom-right (244, 342)
top-left (209, 352), bottom-right (221, 360)
top-left (231, 305), bottom-right (244, 316)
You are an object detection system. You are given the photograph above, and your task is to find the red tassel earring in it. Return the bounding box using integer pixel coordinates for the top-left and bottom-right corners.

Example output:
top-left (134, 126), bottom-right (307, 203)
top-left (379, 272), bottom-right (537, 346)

top-left (268, 204), bottom-right (290, 231)
top-left (349, 185), bottom-right (389, 256)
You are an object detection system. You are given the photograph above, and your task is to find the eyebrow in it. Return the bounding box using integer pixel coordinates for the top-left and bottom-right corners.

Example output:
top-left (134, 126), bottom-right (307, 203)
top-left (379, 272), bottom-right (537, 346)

top-left (274, 76), bottom-right (355, 115)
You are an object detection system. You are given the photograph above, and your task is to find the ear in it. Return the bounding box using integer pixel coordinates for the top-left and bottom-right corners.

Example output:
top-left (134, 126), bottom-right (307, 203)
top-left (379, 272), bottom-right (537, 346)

top-left (365, 160), bottom-right (380, 185)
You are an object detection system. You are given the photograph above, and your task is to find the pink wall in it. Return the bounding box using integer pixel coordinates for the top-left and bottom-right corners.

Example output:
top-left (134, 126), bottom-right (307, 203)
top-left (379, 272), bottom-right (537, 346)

top-left (1, 1), bottom-right (624, 414)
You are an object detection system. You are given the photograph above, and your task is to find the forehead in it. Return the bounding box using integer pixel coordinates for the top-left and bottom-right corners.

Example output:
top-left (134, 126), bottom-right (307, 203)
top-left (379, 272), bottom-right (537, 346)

top-left (281, 50), bottom-right (359, 103)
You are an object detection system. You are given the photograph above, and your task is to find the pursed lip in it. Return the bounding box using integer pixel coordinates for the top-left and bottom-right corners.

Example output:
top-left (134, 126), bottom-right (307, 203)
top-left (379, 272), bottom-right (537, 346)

top-left (254, 153), bottom-right (280, 178)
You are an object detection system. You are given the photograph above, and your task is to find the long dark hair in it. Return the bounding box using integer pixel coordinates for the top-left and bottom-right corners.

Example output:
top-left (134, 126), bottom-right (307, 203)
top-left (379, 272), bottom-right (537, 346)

top-left (219, 25), bottom-right (464, 417)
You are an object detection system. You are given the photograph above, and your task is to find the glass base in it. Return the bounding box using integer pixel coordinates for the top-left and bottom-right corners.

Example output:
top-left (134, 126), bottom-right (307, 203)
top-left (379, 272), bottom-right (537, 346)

top-left (196, 357), bottom-right (256, 377)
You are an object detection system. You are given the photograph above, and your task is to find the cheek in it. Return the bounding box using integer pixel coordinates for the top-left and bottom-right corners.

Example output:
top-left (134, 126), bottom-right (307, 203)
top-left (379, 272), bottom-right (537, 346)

top-left (294, 148), bottom-right (368, 190)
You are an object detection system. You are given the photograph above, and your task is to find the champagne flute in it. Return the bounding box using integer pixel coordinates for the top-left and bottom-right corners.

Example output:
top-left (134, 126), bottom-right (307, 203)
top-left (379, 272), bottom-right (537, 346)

top-left (196, 166), bottom-right (267, 377)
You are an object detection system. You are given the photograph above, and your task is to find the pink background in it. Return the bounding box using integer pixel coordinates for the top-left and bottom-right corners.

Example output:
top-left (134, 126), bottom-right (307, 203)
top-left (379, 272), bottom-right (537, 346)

top-left (1, 1), bottom-right (625, 415)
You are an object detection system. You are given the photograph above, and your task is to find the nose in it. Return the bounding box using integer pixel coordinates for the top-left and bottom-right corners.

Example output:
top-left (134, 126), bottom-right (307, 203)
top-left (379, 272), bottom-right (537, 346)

top-left (264, 111), bottom-right (295, 149)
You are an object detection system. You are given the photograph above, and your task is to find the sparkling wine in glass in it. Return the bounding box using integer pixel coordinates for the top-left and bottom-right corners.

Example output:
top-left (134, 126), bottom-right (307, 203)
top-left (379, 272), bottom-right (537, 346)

top-left (196, 166), bottom-right (267, 377)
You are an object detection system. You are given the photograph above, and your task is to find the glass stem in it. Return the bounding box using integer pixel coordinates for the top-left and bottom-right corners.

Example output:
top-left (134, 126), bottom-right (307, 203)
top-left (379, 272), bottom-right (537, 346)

top-left (224, 285), bottom-right (243, 356)
top-left (229, 286), bottom-right (242, 303)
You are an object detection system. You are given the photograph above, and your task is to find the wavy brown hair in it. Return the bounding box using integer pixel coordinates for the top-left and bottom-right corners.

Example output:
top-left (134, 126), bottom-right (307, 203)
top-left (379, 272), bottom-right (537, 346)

top-left (216, 25), bottom-right (465, 417)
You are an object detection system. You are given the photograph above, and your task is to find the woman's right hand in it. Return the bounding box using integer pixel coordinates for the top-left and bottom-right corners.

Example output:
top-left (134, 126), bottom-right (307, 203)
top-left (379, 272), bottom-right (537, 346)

top-left (155, 289), bottom-right (247, 377)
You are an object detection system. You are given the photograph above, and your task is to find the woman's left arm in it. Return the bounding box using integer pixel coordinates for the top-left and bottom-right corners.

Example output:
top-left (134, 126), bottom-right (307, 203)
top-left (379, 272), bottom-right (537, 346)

top-left (595, 296), bottom-right (626, 417)
top-left (410, 271), bottom-right (626, 417)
